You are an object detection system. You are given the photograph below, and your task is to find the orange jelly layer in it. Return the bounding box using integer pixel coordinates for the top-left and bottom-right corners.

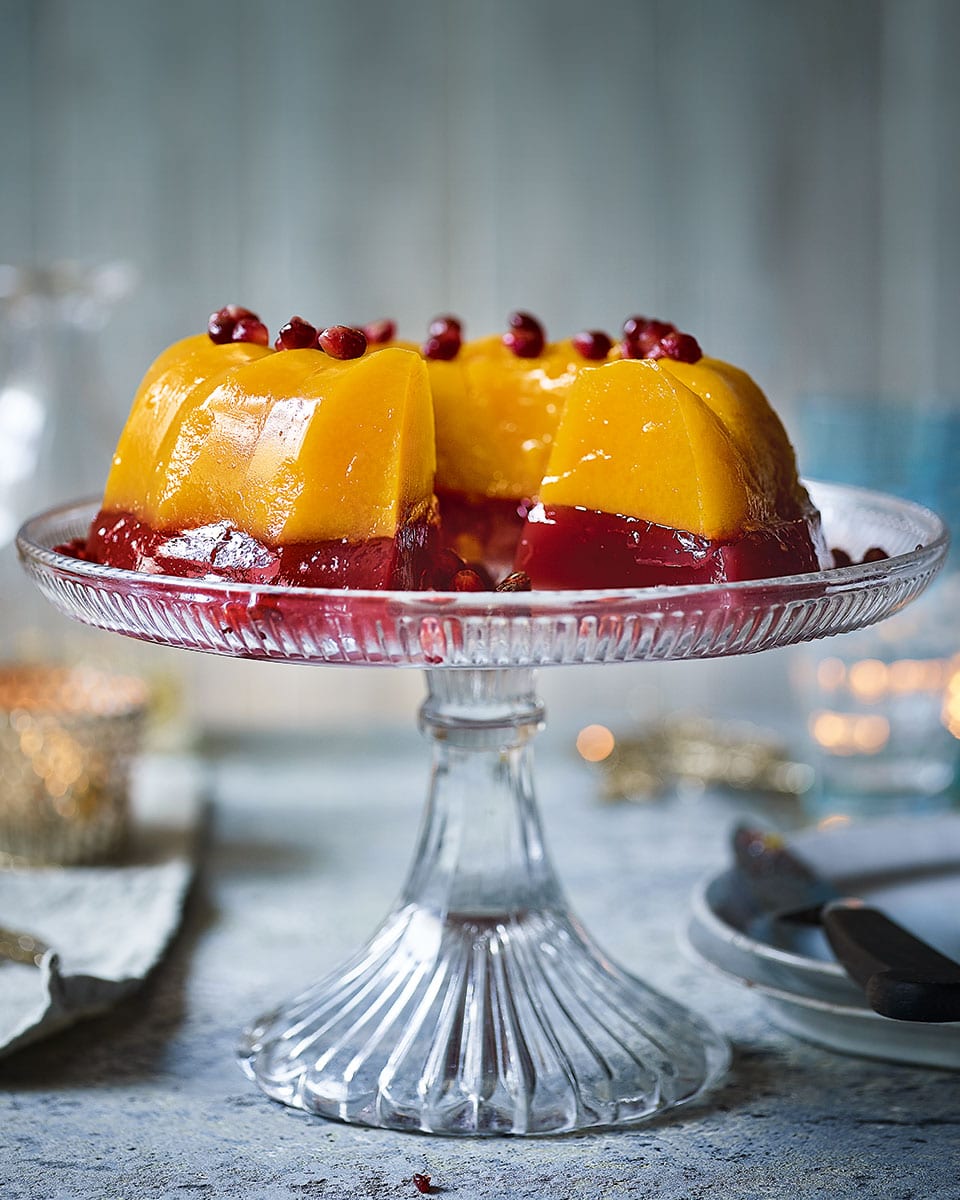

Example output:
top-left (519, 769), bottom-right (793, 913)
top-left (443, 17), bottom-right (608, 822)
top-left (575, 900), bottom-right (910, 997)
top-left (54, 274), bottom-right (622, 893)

top-left (539, 357), bottom-right (810, 541)
top-left (103, 337), bottom-right (436, 545)
top-left (515, 503), bottom-right (825, 589)
top-left (427, 336), bottom-right (585, 501)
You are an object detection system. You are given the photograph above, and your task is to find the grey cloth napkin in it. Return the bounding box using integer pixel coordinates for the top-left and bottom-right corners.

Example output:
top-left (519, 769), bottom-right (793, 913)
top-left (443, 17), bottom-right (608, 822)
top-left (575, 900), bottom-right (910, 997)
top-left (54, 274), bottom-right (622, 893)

top-left (0, 756), bottom-right (205, 1057)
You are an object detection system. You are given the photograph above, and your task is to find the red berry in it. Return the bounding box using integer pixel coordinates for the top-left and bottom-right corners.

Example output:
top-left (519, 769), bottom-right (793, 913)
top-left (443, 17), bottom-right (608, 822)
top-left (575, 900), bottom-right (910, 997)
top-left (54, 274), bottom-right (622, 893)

top-left (208, 314), bottom-right (233, 344)
top-left (654, 330), bottom-right (702, 363)
top-left (507, 310), bottom-right (543, 337)
top-left (274, 316), bottom-right (318, 351)
top-left (502, 327), bottom-right (544, 358)
top-left (317, 325), bottom-right (367, 359)
top-left (412, 1174), bottom-right (432, 1195)
top-left (831, 548), bottom-right (853, 568)
top-left (572, 330), bottom-right (612, 361)
top-left (622, 317), bottom-right (677, 359)
top-left (862, 546), bottom-right (889, 563)
top-left (232, 315), bottom-right (270, 346)
top-left (363, 318), bottom-right (396, 345)
top-left (452, 568), bottom-right (485, 592)
top-left (622, 314), bottom-right (650, 340)
top-left (423, 332), bottom-right (461, 360)
top-left (465, 560), bottom-right (495, 589)
top-left (428, 315), bottom-right (462, 338)
top-left (208, 304), bottom-right (258, 344)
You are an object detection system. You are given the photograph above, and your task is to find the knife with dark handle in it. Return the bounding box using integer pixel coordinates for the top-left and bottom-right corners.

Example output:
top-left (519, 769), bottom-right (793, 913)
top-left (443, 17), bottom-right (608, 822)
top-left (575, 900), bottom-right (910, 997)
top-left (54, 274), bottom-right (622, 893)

top-left (732, 824), bottom-right (960, 1023)
top-left (822, 901), bottom-right (960, 1023)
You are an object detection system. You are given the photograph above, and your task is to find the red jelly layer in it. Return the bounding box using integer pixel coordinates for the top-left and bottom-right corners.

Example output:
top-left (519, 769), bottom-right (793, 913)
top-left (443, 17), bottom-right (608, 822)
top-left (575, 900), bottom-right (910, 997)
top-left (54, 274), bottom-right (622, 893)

top-left (435, 489), bottom-right (532, 577)
top-left (515, 503), bottom-right (827, 589)
top-left (82, 509), bottom-right (437, 590)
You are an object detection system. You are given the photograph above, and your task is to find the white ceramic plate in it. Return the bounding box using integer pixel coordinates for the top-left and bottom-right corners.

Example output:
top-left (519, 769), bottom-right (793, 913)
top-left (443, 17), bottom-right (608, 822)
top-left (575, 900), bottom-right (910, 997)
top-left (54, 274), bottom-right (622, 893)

top-left (686, 815), bottom-right (960, 1067)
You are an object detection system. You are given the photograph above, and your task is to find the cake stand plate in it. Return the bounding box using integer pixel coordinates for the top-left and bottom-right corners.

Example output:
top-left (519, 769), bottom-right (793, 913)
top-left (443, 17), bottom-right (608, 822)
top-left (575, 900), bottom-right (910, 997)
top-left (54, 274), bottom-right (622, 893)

top-left (17, 482), bottom-right (948, 1135)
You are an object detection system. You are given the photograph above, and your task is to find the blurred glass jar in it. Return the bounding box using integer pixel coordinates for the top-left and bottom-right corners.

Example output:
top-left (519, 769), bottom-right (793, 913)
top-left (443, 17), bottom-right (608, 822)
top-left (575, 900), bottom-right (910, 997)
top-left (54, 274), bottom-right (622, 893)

top-left (0, 262), bottom-right (136, 650)
top-left (793, 396), bottom-right (960, 817)
top-left (0, 664), bottom-right (148, 865)
top-left (0, 262), bottom-right (135, 527)
top-left (0, 263), bottom-right (188, 753)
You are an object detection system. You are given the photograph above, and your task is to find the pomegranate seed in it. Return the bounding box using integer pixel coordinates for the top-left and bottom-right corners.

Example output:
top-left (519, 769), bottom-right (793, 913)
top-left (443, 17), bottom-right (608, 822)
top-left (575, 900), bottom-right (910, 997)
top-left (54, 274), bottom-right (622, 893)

top-left (495, 571), bottom-right (532, 592)
top-left (208, 304), bottom-right (258, 344)
top-left (622, 314), bottom-right (650, 340)
top-left (831, 548), bottom-right (853, 568)
top-left (622, 317), bottom-right (677, 359)
top-left (503, 327), bottom-right (544, 358)
top-left (423, 331), bottom-right (461, 360)
top-left (655, 330), bottom-right (702, 363)
top-left (572, 330), bottom-right (612, 361)
top-left (507, 310), bottom-right (543, 337)
top-left (208, 315), bottom-right (234, 344)
top-left (466, 560), bottom-right (495, 589)
top-left (317, 325), bottom-right (367, 359)
top-left (274, 316), bottom-right (318, 351)
top-left (232, 316), bottom-right (270, 346)
top-left (363, 318), bottom-right (396, 344)
top-left (412, 1174), bottom-right (432, 1195)
top-left (452, 568), bottom-right (485, 592)
top-left (424, 548), bottom-right (467, 589)
top-left (862, 546), bottom-right (889, 563)
top-left (428, 314), bottom-right (462, 338)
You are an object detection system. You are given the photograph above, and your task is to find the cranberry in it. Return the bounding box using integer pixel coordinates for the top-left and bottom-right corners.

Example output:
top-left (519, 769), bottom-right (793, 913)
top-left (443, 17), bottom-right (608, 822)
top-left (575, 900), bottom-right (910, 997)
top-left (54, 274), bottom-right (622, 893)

top-left (274, 316), bottom-right (318, 351)
top-left (412, 1174), bottom-right (432, 1195)
top-left (423, 331), bottom-right (461, 360)
top-left (208, 304), bottom-right (258, 344)
top-left (428, 315), bottom-right (462, 338)
top-left (621, 317), bottom-right (676, 359)
top-left (504, 311), bottom-right (546, 355)
top-left (572, 330), bottom-right (613, 361)
top-left (466, 560), bottom-right (495, 589)
top-left (452, 568), bottom-right (485, 592)
top-left (622, 314), bottom-right (651, 340)
top-left (420, 548), bottom-right (467, 590)
top-left (55, 536), bottom-right (89, 561)
top-left (831, 547), bottom-right (853, 568)
top-left (317, 325), bottom-right (367, 359)
top-left (232, 315), bottom-right (270, 346)
top-left (654, 330), bottom-right (702, 363)
top-left (862, 546), bottom-right (890, 563)
top-left (495, 571), bottom-right (532, 592)
top-left (503, 328), bottom-right (543, 358)
top-left (363, 318), bottom-right (396, 344)
top-left (507, 310), bottom-right (543, 336)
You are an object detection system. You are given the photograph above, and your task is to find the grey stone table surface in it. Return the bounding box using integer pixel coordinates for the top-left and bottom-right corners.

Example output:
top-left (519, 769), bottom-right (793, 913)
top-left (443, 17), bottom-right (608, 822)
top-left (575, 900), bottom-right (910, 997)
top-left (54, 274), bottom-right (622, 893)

top-left (1, 722), bottom-right (958, 1200)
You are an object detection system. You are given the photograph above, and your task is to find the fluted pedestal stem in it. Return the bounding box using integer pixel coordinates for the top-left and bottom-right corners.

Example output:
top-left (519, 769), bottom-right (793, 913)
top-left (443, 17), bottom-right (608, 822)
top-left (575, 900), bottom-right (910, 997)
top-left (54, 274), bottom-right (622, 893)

top-left (239, 668), bottom-right (728, 1135)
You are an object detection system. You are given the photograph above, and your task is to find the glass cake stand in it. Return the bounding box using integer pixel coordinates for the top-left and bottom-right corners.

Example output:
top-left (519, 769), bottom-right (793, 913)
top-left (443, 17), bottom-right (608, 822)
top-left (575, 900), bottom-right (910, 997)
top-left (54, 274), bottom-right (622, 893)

top-left (17, 482), bottom-right (948, 1136)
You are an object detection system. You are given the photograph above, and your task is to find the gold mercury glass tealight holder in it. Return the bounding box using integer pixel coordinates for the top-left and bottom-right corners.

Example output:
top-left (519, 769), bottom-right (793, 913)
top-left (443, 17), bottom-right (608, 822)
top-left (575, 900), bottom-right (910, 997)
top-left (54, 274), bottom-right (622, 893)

top-left (0, 664), bottom-right (148, 867)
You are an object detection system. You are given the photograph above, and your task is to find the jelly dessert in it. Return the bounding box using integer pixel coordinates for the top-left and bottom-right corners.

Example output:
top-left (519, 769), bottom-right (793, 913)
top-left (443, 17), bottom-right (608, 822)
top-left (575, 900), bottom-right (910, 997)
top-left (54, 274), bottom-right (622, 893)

top-left (515, 337), bottom-right (827, 589)
top-left (85, 309), bottom-right (438, 589)
top-left (77, 304), bottom-right (825, 594)
top-left (424, 312), bottom-right (599, 573)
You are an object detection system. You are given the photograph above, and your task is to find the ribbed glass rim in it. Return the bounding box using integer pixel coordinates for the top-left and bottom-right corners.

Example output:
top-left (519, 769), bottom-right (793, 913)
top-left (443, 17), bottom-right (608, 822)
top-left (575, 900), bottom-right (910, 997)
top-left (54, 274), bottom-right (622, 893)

top-left (16, 480), bottom-right (949, 615)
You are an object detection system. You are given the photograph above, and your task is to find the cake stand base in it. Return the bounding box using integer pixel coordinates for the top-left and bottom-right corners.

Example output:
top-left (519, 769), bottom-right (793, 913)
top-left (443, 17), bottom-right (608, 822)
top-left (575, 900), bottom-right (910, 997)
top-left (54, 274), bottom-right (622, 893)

top-left (238, 668), bottom-right (729, 1135)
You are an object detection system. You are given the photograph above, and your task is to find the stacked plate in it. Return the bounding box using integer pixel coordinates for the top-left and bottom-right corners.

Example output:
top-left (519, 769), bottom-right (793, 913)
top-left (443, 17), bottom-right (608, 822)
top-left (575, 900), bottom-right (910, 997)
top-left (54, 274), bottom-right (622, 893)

top-left (686, 815), bottom-right (960, 1066)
